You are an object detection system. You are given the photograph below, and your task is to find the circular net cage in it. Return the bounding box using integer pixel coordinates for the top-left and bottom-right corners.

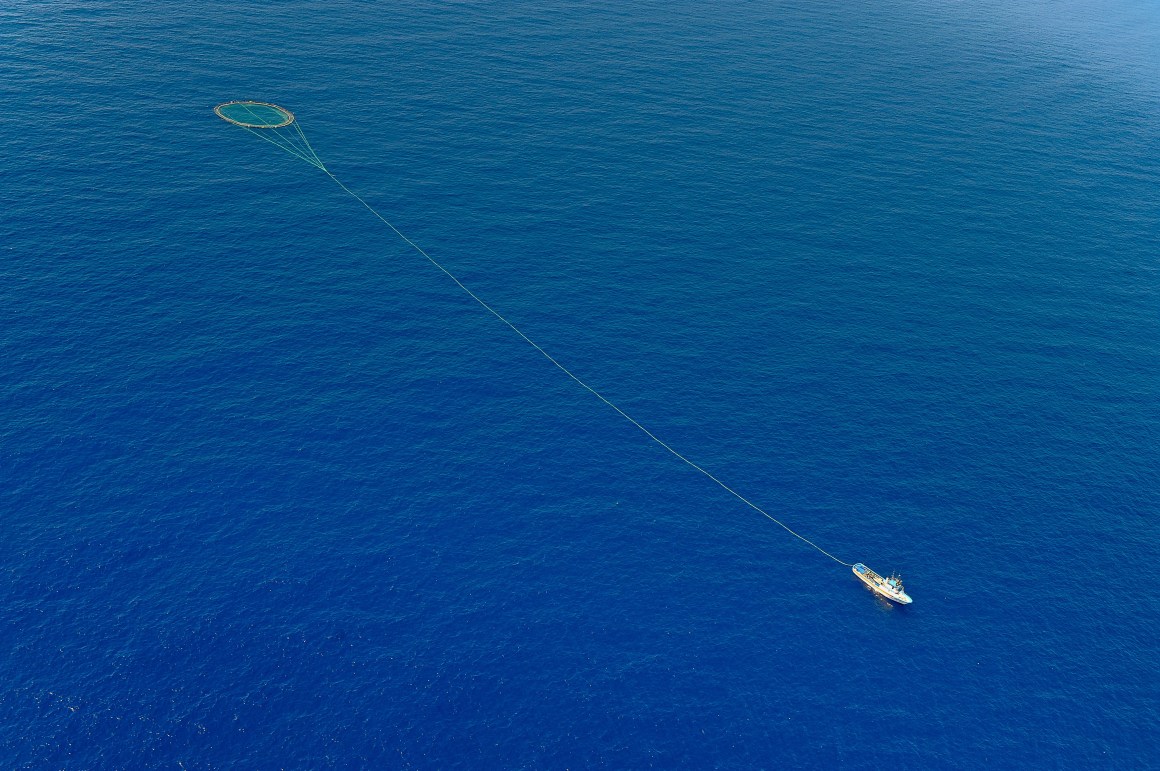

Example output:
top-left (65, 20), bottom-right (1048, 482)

top-left (214, 100), bottom-right (324, 169)
top-left (214, 101), bottom-right (295, 129)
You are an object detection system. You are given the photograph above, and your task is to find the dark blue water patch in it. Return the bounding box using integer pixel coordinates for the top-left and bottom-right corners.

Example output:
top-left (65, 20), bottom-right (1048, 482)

top-left (2, 0), bottom-right (1159, 766)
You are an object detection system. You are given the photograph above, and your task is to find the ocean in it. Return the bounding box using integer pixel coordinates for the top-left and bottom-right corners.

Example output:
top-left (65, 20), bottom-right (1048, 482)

top-left (3, 0), bottom-right (1159, 766)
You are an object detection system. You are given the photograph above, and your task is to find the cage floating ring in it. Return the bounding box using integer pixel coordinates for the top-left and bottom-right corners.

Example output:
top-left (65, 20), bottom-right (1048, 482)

top-left (214, 101), bottom-right (296, 129)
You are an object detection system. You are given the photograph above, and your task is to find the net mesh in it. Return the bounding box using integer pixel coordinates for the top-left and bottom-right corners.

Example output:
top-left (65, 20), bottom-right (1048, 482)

top-left (214, 101), bottom-right (325, 170)
top-left (215, 101), bottom-right (294, 128)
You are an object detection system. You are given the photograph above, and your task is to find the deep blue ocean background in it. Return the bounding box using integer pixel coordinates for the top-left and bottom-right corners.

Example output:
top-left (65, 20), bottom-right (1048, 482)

top-left (4, 0), bottom-right (1159, 767)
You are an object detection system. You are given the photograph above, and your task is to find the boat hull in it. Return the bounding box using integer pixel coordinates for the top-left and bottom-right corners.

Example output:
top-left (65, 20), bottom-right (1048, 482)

top-left (852, 563), bottom-right (912, 604)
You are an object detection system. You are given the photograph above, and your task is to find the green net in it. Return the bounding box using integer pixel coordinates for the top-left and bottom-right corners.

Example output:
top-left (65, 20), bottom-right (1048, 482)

top-left (214, 101), bottom-right (294, 128)
top-left (214, 101), bottom-right (325, 170)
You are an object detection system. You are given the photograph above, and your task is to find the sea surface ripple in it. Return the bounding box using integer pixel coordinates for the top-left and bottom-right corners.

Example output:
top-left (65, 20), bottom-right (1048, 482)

top-left (2, 0), bottom-right (1158, 766)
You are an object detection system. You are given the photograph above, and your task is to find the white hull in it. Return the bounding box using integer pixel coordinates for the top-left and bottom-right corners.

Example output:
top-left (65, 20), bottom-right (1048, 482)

top-left (853, 563), bottom-right (912, 604)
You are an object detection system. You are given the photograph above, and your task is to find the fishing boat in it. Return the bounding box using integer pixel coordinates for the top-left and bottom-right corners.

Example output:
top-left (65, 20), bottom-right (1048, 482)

top-left (852, 563), bottom-right (912, 604)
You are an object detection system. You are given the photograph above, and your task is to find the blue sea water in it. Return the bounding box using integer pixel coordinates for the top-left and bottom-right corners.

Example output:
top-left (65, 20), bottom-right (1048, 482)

top-left (3, 0), bottom-right (1160, 766)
